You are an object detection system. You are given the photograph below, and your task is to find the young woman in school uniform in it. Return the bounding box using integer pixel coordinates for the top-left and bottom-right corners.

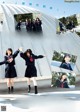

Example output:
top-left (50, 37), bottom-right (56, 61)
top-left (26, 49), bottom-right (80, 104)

top-left (19, 48), bottom-right (44, 94)
top-left (60, 54), bottom-right (73, 71)
top-left (0, 48), bottom-right (19, 93)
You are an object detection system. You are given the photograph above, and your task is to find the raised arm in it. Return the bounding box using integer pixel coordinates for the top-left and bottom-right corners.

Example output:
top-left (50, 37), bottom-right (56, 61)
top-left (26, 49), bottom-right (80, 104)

top-left (19, 47), bottom-right (26, 60)
top-left (13, 50), bottom-right (20, 58)
top-left (20, 52), bottom-right (26, 60)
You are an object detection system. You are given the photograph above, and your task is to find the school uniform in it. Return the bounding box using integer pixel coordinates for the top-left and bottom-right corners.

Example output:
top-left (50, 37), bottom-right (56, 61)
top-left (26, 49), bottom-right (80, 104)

top-left (60, 62), bottom-right (73, 71)
top-left (32, 22), bottom-right (36, 32)
top-left (0, 61), bottom-right (6, 65)
top-left (27, 21), bottom-right (33, 31)
top-left (35, 20), bottom-right (42, 32)
top-left (61, 79), bottom-right (69, 88)
top-left (20, 52), bottom-right (44, 78)
top-left (16, 22), bottom-right (21, 30)
top-left (56, 79), bottom-right (69, 88)
top-left (0, 50), bottom-right (19, 78)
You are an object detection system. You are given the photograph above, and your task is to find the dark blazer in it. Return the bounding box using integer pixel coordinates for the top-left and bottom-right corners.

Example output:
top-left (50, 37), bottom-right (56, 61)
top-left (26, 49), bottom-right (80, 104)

top-left (20, 52), bottom-right (44, 78)
top-left (20, 52), bottom-right (44, 66)
top-left (56, 79), bottom-right (69, 88)
top-left (0, 50), bottom-right (19, 66)
top-left (60, 62), bottom-right (73, 71)
top-left (0, 50), bottom-right (19, 78)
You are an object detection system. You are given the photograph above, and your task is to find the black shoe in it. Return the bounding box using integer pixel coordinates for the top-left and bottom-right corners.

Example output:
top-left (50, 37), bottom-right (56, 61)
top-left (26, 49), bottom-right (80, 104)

top-left (11, 86), bottom-right (14, 93)
top-left (8, 87), bottom-right (10, 94)
top-left (34, 86), bottom-right (38, 94)
top-left (28, 85), bottom-right (31, 93)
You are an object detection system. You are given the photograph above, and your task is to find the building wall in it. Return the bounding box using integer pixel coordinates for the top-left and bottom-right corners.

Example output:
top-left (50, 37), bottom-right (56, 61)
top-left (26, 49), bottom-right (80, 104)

top-left (0, 4), bottom-right (80, 80)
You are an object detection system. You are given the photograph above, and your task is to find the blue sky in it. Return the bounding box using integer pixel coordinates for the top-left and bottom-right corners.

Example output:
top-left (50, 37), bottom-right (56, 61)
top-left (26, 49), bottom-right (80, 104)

top-left (0, 0), bottom-right (80, 18)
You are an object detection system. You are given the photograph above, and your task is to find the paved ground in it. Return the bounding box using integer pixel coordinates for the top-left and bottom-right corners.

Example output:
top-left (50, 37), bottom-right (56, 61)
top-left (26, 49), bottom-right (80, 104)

top-left (0, 79), bottom-right (80, 112)
top-left (0, 91), bottom-right (80, 112)
top-left (0, 79), bottom-right (80, 94)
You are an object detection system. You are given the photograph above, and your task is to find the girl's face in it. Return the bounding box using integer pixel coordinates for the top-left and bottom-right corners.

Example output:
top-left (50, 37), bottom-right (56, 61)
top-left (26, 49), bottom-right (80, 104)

top-left (26, 52), bottom-right (30, 57)
top-left (7, 50), bottom-right (12, 56)
top-left (62, 75), bottom-right (67, 80)
top-left (64, 56), bottom-right (71, 63)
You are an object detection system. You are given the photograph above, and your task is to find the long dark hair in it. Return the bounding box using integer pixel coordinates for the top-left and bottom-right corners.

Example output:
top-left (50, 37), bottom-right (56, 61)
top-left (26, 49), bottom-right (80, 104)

top-left (24, 49), bottom-right (32, 57)
top-left (6, 48), bottom-right (13, 55)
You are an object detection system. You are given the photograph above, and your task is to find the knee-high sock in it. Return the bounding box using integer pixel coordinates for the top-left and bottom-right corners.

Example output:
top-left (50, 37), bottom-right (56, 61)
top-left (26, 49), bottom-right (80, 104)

top-left (34, 86), bottom-right (38, 94)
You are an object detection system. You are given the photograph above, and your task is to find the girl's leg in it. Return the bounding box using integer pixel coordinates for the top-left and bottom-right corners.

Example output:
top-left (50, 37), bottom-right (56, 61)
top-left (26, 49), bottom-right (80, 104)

top-left (11, 78), bottom-right (14, 86)
top-left (31, 77), bottom-right (38, 94)
top-left (11, 78), bottom-right (14, 92)
top-left (26, 78), bottom-right (31, 93)
top-left (7, 78), bottom-right (11, 87)
top-left (7, 78), bottom-right (11, 93)
top-left (31, 77), bottom-right (37, 86)
top-left (26, 78), bottom-right (31, 85)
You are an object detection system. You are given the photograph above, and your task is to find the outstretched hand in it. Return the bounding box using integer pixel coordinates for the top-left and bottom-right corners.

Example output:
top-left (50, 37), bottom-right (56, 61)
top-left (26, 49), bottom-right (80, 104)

top-left (19, 47), bottom-right (23, 52)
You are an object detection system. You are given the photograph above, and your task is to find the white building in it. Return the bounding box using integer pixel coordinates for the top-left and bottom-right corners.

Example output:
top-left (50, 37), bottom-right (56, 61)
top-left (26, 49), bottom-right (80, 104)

top-left (0, 4), bottom-right (80, 81)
